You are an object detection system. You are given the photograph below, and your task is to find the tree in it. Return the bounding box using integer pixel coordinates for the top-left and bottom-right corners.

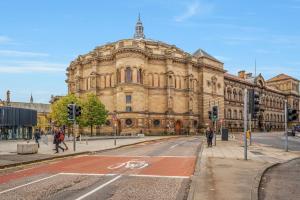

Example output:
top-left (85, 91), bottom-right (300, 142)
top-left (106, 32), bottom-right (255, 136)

top-left (50, 94), bottom-right (81, 127)
top-left (80, 93), bottom-right (108, 136)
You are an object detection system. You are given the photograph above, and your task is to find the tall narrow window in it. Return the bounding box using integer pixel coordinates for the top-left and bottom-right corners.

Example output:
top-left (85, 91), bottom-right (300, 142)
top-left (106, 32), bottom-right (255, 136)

top-left (137, 69), bottom-right (142, 83)
top-left (125, 67), bottom-right (132, 83)
top-left (126, 95), bottom-right (132, 104)
top-left (117, 69), bottom-right (121, 83)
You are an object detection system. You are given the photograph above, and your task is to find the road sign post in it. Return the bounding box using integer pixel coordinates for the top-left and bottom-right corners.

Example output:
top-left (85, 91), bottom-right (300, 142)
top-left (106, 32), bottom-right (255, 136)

top-left (112, 112), bottom-right (117, 146)
top-left (244, 88), bottom-right (248, 160)
top-left (285, 100), bottom-right (288, 152)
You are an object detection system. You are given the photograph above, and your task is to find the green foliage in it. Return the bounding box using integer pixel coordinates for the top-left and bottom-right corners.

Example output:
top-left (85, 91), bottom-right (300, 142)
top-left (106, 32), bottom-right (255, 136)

top-left (50, 94), bottom-right (81, 126)
top-left (80, 93), bottom-right (108, 135)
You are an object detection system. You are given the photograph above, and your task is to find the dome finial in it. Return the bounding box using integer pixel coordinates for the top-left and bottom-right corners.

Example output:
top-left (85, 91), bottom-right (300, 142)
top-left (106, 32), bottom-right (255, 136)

top-left (134, 13), bottom-right (145, 39)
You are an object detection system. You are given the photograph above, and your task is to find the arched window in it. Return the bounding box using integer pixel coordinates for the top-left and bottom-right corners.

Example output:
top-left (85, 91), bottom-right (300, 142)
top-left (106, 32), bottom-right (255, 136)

top-left (227, 88), bottom-right (232, 100)
top-left (234, 110), bottom-right (237, 119)
top-left (233, 89), bottom-right (237, 101)
top-left (137, 69), bottom-right (143, 84)
top-left (228, 109), bottom-right (232, 119)
top-left (239, 90), bottom-right (243, 102)
top-left (239, 110), bottom-right (243, 119)
top-left (125, 67), bottom-right (132, 83)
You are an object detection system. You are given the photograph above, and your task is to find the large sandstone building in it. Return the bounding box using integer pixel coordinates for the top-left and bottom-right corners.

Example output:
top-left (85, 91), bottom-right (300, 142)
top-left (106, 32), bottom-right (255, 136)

top-left (66, 16), bottom-right (300, 135)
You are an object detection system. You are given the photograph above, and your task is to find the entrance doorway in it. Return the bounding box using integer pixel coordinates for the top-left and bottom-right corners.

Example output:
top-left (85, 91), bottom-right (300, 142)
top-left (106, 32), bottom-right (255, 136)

top-left (117, 120), bottom-right (122, 136)
top-left (175, 120), bottom-right (182, 135)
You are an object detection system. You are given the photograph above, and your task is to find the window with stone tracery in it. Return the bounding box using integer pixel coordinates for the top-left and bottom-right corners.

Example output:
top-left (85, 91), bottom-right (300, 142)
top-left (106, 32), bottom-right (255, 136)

top-left (125, 67), bottom-right (132, 83)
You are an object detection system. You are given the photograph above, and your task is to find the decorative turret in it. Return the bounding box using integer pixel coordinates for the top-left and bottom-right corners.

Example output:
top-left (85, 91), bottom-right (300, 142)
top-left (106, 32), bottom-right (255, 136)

top-left (6, 90), bottom-right (11, 105)
top-left (134, 13), bottom-right (145, 39)
top-left (30, 93), bottom-right (33, 103)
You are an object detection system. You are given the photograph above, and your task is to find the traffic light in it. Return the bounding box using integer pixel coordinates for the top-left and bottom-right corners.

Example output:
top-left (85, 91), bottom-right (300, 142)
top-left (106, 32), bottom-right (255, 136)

top-left (287, 108), bottom-right (298, 122)
top-left (75, 105), bottom-right (82, 117)
top-left (249, 89), bottom-right (260, 119)
top-left (212, 106), bottom-right (218, 121)
top-left (67, 104), bottom-right (74, 121)
top-left (208, 111), bottom-right (212, 120)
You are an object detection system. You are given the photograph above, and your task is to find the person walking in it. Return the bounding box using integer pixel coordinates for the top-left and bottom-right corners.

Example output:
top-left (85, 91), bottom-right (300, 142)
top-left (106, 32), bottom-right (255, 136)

top-left (59, 128), bottom-right (68, 150)
top-left (53, 130), bottom-right (64, 153)
top-left (206, 127), bottom-right (213, 147)
top-left (34, 129), bottom-right (41, 148)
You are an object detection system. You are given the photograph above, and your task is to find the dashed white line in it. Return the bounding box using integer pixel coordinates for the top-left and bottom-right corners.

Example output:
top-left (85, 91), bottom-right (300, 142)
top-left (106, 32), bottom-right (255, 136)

top-left (129, 174), bottom-right (190, 179)
top-left (74, 175), bottom-right (122, 200)
top-left (59, 172), bottom-right (116, 176)
top-left (0, 173), bottom-right (59, 195)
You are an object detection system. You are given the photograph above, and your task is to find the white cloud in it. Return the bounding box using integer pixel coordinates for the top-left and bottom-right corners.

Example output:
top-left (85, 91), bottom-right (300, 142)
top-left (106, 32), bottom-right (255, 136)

top-left (0, 36), bottom-right (12, 44)
top-left (174, 1), bottom-right (214, 22)
top-left (215, 56), bottom-right (231, 62)
top-left (0, 50), bottom-right (49, 57)
top-left (0, 61), bottom-right (66, 73)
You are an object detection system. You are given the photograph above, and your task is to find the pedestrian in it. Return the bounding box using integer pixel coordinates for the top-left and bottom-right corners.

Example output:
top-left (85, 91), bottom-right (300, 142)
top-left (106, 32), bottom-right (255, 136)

top-left (34, 129), bottom-right (41, 148)
top-left (53, 130), bottom-right (64, 153)
top-left (206, 127), bottom-right (213, 147)
top-left (59, 128), bottom-right (68, 150)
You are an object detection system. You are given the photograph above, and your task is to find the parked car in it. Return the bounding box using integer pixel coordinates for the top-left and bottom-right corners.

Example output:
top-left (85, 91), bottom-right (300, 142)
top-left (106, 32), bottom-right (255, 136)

top-left (293, 125), bottom-right (300, 132)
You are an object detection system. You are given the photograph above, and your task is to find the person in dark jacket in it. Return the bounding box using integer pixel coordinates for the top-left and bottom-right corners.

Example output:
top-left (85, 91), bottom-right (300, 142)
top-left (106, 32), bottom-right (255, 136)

top-left (34, 129), bottom-right (41, 148)
top-left (53, 130), bottom-right (64, 153)
top-left (206, 127), bottom-right (213, 147)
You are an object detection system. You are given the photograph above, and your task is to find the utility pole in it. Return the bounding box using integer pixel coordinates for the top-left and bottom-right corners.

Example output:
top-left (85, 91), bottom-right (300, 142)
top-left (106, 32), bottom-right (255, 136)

top-left (244, 88), bottom-right (248, 160)
top-left (72, 104), bottom-right (76, 152)
top-left (113, 111), bottom-right (117, 146)
top-left (284, 100), bottom-right (288, 152)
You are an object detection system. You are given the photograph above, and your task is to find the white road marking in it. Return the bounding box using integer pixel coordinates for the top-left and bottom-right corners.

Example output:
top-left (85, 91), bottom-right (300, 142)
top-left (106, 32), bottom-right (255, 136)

top-left (92, 155), bottom-right (195, 158)
top-left (0, 174), bottom-right (59, 195)
top-left (129, 174), bottom-right (190, 179)
top-left (108, 160), bottom-right (149, 170)
top-left (170, 144), bottom-right (179, 149)
top-left (59, 172), bottom-right (116, 176)
top-left (74, 175), bottom-right (122, 200)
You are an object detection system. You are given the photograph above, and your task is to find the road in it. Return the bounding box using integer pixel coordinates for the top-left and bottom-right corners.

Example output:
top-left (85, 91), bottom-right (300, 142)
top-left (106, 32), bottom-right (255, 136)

top-left (252, 132), bottom-right (300, 151)
top-left (0, 136), bottom-right (202, 200)
top-left (259, 158), bottom-right (300, 200)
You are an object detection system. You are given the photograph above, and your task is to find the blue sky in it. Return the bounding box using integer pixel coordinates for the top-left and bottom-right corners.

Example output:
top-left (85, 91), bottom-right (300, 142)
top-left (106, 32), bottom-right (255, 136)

top-left (0, 0), bottom-right (300, 103)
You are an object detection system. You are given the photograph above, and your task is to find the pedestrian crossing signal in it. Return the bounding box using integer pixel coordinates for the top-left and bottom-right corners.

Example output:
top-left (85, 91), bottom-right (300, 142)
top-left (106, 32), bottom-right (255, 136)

top-left (75, 106), bottom-right (82, 117)
top-left (67, 104), bottom-right (75, 121)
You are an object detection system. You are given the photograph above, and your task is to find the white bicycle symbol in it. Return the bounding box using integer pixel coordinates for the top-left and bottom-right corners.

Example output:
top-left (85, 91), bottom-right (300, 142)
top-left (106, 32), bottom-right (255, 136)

top-left (108, 160), bottom-right (149, 170)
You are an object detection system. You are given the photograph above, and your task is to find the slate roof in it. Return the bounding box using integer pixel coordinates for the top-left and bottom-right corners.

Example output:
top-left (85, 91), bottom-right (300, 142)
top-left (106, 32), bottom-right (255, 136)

top-left (267, 73), bottom-right (299, 82)
top-left (193, 48), bottom-right (221, 62)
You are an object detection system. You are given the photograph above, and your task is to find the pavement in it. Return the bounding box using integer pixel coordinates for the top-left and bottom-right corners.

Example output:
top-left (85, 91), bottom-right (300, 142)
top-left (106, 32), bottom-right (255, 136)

top-left (0, 136), bottom-right (201, 200)
top-left (259, 158), bottom-right (300, 200)
top-left (188, 133), bottom-right (300, 200)
top-left (0, 135), bottom-right (177, 168)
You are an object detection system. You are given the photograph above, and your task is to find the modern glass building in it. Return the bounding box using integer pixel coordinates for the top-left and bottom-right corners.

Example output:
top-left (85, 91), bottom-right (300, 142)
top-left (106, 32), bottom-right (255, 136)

top-left (0, 106), bottom-right (37, 140)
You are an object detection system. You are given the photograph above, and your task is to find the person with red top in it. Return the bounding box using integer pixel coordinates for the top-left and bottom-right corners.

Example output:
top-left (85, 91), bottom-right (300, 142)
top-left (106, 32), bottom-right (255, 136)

top-left (59, 128), bottom-right (68, 150)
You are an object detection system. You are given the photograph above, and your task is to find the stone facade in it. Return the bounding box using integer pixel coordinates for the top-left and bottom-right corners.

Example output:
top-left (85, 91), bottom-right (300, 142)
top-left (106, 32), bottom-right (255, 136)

top-left (224, 72), bottom-right (300, 132)
top-left (66, 18), bottom-right (300, 135)
top-left (66, 38), bottom-right (226, 135)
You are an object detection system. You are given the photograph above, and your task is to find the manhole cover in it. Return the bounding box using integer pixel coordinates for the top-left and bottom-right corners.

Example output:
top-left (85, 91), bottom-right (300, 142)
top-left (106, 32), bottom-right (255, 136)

top-left (250, 151), bottom-right (264, 155)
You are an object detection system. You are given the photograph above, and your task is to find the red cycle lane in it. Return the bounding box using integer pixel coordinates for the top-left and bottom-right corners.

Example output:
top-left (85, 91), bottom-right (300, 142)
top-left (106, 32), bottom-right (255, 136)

top-left (0, 155), bottom-right (196, 185)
